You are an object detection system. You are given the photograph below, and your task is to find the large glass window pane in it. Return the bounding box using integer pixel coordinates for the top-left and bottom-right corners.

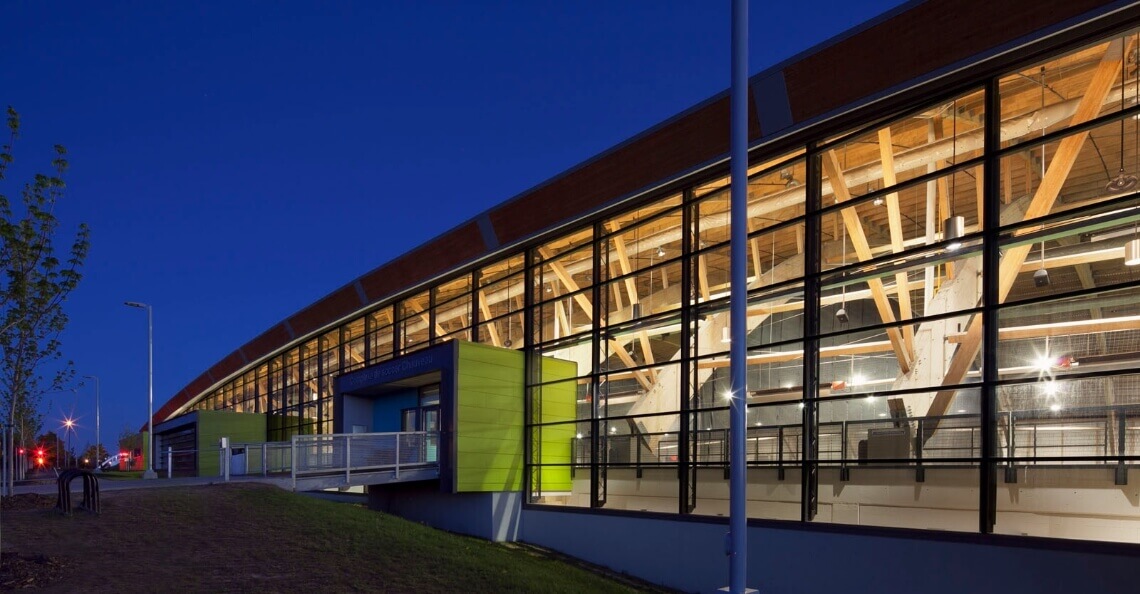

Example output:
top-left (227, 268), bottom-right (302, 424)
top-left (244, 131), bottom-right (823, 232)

top-left (344, 317), bottom-right (366, 372)
top-left (398, 290), bottom-right (431, 354)
top-left (479, 253), bottom-right (524, 288)
top-left (602, 259), bottom-right (683, 326)
top-left (998, 119), bottom-right (1140, 227)
top-left (994, 373), bottom-right (1140, 543)
top-left (999, 36), bottom-right (1132, 150)
top-left (366, 307), bottom-right (394, 364)
top-left (809, 389), bottom-right (980, 532)
top-left (433, 275), bottom-right (471, 339)
top-left (598, 412), bottom-right (681, 513)
top-left (997, 285), bottom-right (1140, 383)
top-left (537, 243), bottom-right (593, 322)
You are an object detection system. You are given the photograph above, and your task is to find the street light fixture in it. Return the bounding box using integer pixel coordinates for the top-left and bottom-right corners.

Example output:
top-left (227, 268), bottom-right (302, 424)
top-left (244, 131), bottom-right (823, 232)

top-left (61, 417), bottom-right (75, 468)
top-left (124, 301), bottom-right (157, 479)
top-left (83, 375), bottom-right (101, 473)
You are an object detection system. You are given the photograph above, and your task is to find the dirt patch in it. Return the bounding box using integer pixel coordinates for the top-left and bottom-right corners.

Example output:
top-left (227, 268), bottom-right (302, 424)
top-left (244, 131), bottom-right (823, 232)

top-left (0, 552), bottom-right (67, 590)
top-left (1, 494), bottom-right (56, 512)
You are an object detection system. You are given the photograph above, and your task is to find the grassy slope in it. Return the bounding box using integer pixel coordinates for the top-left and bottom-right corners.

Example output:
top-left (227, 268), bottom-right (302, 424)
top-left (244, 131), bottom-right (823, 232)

top-left (2, 483), bottom-right (647, 593)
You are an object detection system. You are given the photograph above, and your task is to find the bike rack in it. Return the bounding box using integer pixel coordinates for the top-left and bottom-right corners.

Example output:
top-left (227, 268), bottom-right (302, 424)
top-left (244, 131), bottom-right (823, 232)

top-left (56, 469), bottom-right (100, 515)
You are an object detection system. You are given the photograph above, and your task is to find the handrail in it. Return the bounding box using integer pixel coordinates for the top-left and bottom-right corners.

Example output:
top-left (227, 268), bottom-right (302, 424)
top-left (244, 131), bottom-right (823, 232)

top-left (290, 431), bottom-right (439, 486)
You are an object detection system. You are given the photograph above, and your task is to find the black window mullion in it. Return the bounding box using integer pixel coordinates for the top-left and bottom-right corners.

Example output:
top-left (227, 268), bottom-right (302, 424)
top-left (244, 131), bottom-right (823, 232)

top-left (679, 186), bottom-right (696, 514)
top-left (802, 145), bottom-right (823, 522)
top-left (980, 76), bottom-right (1002, 534)
top-left (589, 222), bottom-right (606, 508)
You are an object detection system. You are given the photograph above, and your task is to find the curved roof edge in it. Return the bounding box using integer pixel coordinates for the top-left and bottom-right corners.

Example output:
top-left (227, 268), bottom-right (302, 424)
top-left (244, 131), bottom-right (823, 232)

top-left (154, 0), bottom-right (1131, 427)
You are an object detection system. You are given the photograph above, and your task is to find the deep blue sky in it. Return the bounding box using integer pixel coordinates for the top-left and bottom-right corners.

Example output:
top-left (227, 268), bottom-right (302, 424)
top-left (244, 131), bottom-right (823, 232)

top-left (2, 1), bottom-right (907, 455)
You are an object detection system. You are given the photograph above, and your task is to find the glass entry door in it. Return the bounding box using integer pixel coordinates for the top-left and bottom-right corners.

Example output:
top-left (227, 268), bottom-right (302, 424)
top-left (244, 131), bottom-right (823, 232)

top-left (422, 406), bottom-right (439, 463)
top-left (401, 384), bottom-right (441, 463)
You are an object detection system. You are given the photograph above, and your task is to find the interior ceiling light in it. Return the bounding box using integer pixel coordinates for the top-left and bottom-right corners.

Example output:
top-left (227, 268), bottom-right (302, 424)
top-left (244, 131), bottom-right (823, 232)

top-left (837, 220), bottom-right (849, 324)
top-left (780, 168), bottom-right (799, 188)
top-left (656, 246), bottom-right (665, 258)
top-left (943, 215), bottom-right (965, 251)
top-left (1107, 169), bottom-right (1138, 193)
top-left (943, 96), bottom-right (964, 253)
top-left (1034, 240), bottom-right (1050, 287)
top-left (1108, 36), bottom-right (1139, 194)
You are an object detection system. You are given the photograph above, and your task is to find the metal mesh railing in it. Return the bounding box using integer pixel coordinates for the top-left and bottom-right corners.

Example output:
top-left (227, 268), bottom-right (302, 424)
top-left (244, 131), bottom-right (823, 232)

top-left (291, 431), bottom-right (437, 480)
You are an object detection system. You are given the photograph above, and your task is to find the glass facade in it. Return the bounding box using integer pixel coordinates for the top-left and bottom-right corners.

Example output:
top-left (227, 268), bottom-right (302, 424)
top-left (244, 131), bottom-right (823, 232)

top-left (187, 29), bottom-right (1140, 543)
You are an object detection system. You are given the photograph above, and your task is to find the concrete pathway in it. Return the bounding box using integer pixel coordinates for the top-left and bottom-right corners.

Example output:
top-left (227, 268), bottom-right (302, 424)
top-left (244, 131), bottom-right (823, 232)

top-left (10, 470), bottom-right (294, 496)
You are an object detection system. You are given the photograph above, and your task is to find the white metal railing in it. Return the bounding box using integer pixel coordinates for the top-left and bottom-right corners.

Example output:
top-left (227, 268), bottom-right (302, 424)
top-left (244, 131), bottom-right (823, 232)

top-left (290, 431), bottom-right (438, 489)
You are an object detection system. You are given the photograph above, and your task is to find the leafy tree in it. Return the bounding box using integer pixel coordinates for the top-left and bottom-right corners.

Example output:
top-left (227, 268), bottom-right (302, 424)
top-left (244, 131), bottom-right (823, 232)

top-left (79, 442), bottom-right (108, 468)
top-left (119, 426), bottom-right (142, 456)
top-left (32, 429), bottom-right (62, 468)
top-left (1, 106), bottom-right (90, 492)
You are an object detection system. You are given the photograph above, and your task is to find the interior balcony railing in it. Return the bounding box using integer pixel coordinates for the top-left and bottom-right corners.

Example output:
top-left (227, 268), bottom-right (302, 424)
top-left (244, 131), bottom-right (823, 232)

top-left (568, 403), bottom-right (1140, 484)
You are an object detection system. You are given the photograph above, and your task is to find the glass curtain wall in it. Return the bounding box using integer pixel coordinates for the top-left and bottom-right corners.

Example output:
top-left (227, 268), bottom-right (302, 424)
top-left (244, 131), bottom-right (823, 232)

top-left (188, 25), bottom-right (1140, 544)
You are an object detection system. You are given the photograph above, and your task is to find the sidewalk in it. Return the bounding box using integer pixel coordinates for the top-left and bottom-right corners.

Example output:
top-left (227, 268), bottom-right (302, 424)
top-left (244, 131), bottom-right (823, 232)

top-left (10, 470), bottom-right (293, 496)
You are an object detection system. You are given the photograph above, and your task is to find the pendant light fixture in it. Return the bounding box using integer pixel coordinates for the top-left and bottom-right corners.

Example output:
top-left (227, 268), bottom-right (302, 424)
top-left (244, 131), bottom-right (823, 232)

top-left (1033, 240), bottom-right (1050, 287)
top-left (1109, 37), bottom-right (1138, 193)
top-left (943, 217), bottom-right (965, 251)
top-left (836, 219), bottom-right (849, 324)
top-left (943, 97), bottom-right (964, 251)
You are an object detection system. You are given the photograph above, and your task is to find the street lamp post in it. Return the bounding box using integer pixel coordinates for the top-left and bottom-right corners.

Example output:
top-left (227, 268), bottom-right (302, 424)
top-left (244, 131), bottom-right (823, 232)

top-left (124, 301), bottom-right (157, 479)
top-left (83, 375), bottom-right (101, 473)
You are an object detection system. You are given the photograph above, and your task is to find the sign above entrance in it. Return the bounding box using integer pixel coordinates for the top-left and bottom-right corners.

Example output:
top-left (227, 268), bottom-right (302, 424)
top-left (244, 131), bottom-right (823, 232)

top-left (336, 342), bottom-right (452, 394)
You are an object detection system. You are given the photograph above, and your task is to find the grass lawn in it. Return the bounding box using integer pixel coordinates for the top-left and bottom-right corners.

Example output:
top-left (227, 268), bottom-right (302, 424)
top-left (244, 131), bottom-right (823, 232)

top-left (1, 483), bottom-right (662, 593)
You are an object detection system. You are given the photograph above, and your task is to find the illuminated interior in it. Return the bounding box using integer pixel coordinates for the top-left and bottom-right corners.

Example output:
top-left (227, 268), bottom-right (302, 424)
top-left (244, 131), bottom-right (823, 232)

top-left (178, 29), bottom-right (1140, 543)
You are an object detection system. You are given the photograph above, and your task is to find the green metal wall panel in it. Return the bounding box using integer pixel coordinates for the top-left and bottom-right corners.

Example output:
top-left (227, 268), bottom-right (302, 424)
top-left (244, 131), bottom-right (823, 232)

top-left (538, 357), bottom-right (576, 492)
top-left (195, 410), bottom-right (267, 476)
top-left (455, 342), bottom-right (525, 492)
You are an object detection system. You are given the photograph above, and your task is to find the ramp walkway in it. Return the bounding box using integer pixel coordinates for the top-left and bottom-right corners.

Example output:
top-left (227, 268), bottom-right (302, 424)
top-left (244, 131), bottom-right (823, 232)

top-left (287, 431), bottom-right (439, 492)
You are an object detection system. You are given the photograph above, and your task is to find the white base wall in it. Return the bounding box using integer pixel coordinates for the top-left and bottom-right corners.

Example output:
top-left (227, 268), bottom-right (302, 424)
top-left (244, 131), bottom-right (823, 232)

top-left (520, 507), bottom-right (1138, 594)
top-left (367, 482), bottom-right (521, 542)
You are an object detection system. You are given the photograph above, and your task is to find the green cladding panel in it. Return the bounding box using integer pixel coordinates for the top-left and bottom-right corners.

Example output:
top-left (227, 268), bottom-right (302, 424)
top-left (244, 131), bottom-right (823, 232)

top-left (455, 342), bottom-right (525, 492)
top-left (196, 411), bottom-right (267, 476)
top-left (536, 357), bottom-right (577, 492)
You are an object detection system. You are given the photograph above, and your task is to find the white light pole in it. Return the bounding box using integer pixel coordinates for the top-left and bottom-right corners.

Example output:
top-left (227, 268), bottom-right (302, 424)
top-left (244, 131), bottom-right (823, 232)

top-left (124, 301), bottom-right (157, 479)
top-left (83, 375), bottom-right (101, 473)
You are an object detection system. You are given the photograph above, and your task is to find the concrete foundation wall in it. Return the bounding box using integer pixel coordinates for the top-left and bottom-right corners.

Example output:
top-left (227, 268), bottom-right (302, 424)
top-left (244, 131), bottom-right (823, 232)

top-left (520, 507), bottom-right (1137, 593)
top-left (367, 481), bottom-right (521, 542)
